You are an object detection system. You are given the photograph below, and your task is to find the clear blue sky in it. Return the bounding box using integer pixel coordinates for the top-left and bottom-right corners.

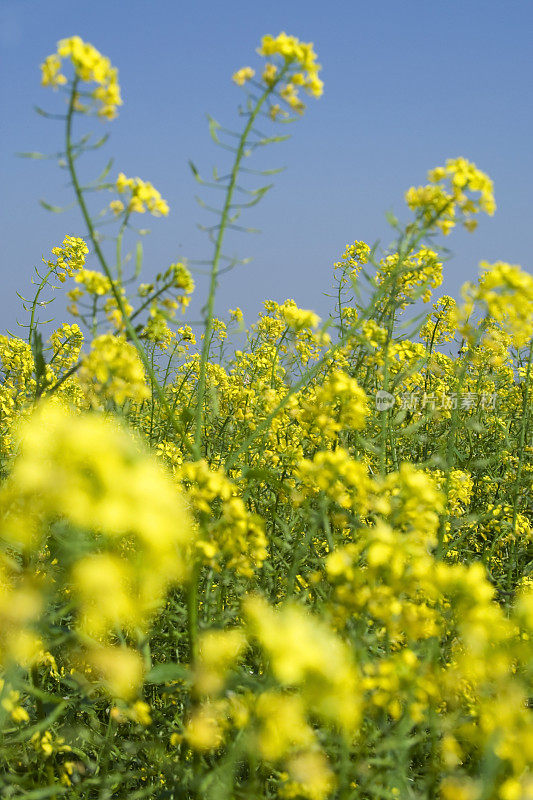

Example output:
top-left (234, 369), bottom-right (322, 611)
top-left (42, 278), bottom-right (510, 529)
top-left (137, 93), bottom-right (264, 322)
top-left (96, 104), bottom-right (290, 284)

top-left (1, 0), bottom-right (532, 336)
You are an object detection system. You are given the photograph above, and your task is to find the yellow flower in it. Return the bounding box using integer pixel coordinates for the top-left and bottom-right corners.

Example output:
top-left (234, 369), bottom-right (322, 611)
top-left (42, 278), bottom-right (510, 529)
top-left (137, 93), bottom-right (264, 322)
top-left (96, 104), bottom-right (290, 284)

top-left (44, 235), bottom-right (89, 281)
top-left (0, 681), bottom-right (29, 723)
top-left (184, 701), bottom-right (227, 750)
top-left (285, 750), bottom-right (336, 800)
top-left (194, 629), bottom-right (247, 695)
top-left (88, 645), bottom-right (145, 700)
top-left (232, 66), bottom-right (255, 86)
top-left (281, 301), bottom-right (320, 331)
top-left (109, 199), bottom-right (124, 215)
top-left (0, 401), bottom-right (195, 681)
top-left (262, 63), bottom-right (278, 86)
top-left (224, 32), bottom-right (326, 117)
top-left (130, 700), bottom-right (152, 726)
top-left (258, 32), bottom-right (321, 78)
top-left (115, 172), bottom-right (169, 216)
top-left (41, 36), bottom-right (122, 119)
top-left (40, 54), bottom-right (66, 88)
top-left (254, 691), bottom-right (315, 760)
top-left (72, 554), bottom-right (139, 636)
top-left (79, 333), bottom-right (150, 405)
top-left (244, 595), bottom-right (361, 733)
top-left (406, 157), bottom-right (495, 234)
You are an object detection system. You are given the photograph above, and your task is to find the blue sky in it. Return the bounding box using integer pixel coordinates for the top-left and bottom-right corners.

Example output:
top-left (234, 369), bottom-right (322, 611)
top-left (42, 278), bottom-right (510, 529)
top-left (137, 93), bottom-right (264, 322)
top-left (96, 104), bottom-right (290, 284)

top-left (1, 0), bottom-right (532, 337)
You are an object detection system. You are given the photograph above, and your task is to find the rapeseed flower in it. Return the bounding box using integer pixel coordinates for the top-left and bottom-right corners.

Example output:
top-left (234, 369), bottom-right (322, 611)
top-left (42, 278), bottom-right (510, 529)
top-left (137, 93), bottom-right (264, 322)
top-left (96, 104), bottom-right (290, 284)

top-left (41, 36), bottom-right (122, 118)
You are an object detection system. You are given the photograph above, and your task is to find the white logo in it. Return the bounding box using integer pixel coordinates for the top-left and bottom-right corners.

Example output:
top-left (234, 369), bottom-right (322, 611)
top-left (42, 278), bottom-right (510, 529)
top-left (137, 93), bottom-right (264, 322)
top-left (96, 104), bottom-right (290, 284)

top-left (375, 390), bottom-right (395, 411)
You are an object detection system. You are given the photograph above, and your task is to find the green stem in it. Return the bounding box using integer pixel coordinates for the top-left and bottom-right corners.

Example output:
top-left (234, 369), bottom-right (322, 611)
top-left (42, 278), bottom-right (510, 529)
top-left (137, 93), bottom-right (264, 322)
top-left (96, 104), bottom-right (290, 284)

top-left (28, 265), bottom-right (55, 344)
top-left (507, 337), bottom-right (533, 589)
top-left (187, 561), bottom-right (201, 663)
top-left (270, 328), bottom-right (289, 387)
top-left (379, 292), bottom-right (397, 475)
top-left (65, 78), bottom-right (186, 444)
top-left (193, 78), bottom-right (282, 458)
top-left (129, 280), bottom-right (174, 322)
top-left (436, 331), bottom-right (480, 557)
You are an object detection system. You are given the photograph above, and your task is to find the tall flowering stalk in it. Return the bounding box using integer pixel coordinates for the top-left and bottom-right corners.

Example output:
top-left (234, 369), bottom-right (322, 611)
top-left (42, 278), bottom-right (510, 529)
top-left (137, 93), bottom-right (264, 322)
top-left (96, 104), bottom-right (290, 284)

top-left (37, 36), bottom-right (188, 441)
top-left (192, 33), bottom-right (323, 457)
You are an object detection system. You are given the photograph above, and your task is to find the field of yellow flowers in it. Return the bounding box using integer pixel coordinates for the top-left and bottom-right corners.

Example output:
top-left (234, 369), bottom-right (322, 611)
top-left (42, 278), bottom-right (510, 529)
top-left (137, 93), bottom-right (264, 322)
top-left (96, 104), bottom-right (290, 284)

top-left (1, 32), bottom-right (532, 800)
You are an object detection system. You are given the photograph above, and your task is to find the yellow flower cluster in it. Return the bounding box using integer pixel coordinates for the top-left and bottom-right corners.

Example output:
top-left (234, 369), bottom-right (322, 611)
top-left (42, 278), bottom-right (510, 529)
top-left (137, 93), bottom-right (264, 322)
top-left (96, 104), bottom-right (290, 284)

top-left (296, 448), bottom-right (370, 513)
top-left (0, 679), bottom-right (29, 723)
top-left (249, 32), bottom-right (324, 114)
top-left (31, 729), bottom-right (71, 758)
top-left (179, 460), bottom-right (268, 578)
top-left (0, 336), bottom-right (35, 424)
top-left (258, 32), bottom-right (323, 94)
top-left (193, 628), bottom-right (247, 696)
top-left (376, 248), bottom-right (443, 307)
top-left (68, 269), bottom-right (133, 330)
top-left (419, 295), bottom-right (457, 345)
top-left (48, 322), bottom-right (84, 373)
top-left (406, 157), bottom-right (495, 234)
top-left (232, 66), bottom-right (255, 86)
top-left (477, 261), bottom-right (533, 347)
top-left (0, 558), bottom-right (42, 667)
top-left (245, 595), bottom-right (360, 733)
top-left (0, 402), bottom-right (194, 696)
top-left (281, 300), bottom-right (321, 331)
top-left (433, 468), bottom-right (474, 515)
top-left (182, 599), bottom-right (359, 800)
top-left (301, 368), bottom-right (368, 442)
top-left (73, 268), bottom-right (110, 295)
top-left (44, 235), bottom-right (88, 283)
top-left (327, 519), bottom-right (442, 644)
top-left (452, 261), bottom-right (533, 351)
top-left (41, 36), bottom-right (122, 119)
top-left (114, 172), bottom-right (169, 216)
top-left (143, 261), bottom-right (196, 317)
top-left (333, 239), bottom-right (371, 295)
top-left (79, 334), bottom-right (150, 405)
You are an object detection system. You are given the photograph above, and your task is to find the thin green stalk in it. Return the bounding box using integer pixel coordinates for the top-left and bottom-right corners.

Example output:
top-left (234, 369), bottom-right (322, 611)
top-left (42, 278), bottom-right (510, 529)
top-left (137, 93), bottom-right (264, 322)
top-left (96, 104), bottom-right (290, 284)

top-left (193, 76), bottom-right (285, 458)
top-left (187, 561), bottom-right (201, 663)
top-left (65, 78), bottom-right (186, 444)
top-left (379, 287), bottom-right (398, 475)
top-left (436, 336), bottom-right (477, 557)
top-left (507, 337), bottom-right (533, 588)
top-left (115, 212), bottom-right (130, 283)
top-left (129, 280), bottom-right (175, 322)
top-left (270, 328), bottom-right (289, 387)
top-left (27, 265), bottom-right (55, 344)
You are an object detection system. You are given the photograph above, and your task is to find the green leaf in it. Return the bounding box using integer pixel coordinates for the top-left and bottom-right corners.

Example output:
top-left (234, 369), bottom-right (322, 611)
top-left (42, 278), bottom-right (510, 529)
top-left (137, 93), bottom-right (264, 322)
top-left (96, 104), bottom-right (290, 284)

top-left (189, 160), bottom-right (203, 183)
top-left (257, 166), bottom-right (286, 175)
top-left (207, 114), bottom-right (221, 144)
top-left (16, 151), bottom-right (48, 159)
top-left (135, 241), bottom-right (143, 277)
top-left (385, 210), bottom-right (399, 228)
top-left (39, 199), bottom-right (75, 213)
top-left (256, 134), bottom-right (291, 146)
top-left (8, 787), bottom-right (68, 799)
top-left (34, 105), bottom-right (58, 118)
top-left (31, 329), bottom-right (46, 382)
top-left (94, 157), bottom-right (114, 183)
top-left (146, 662), bottom-right (190, 684)
top-left (90, 132), bottom-right (110, 150)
